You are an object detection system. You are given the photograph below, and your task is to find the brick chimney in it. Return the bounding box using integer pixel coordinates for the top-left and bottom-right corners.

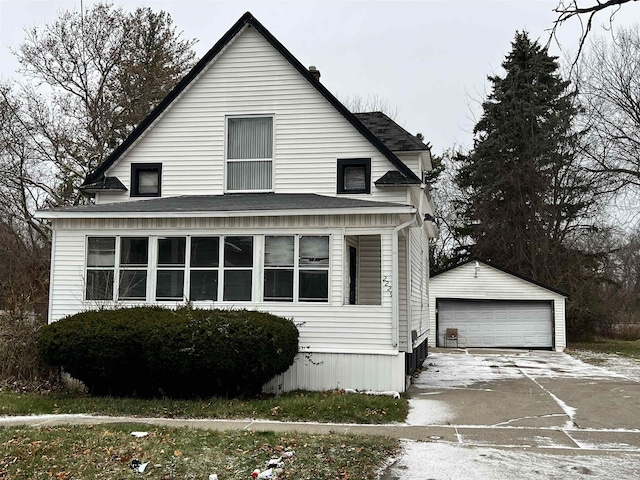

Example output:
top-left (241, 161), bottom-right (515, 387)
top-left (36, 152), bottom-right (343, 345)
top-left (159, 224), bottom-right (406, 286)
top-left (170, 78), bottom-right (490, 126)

top-left (308, 65), bottom-right (321, 81)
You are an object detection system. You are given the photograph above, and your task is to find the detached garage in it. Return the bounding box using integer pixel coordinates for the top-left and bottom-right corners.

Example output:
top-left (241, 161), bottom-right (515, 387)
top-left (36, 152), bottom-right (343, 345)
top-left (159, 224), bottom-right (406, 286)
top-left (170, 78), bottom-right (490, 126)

top-left (429, 258), bottom-right (567, 351)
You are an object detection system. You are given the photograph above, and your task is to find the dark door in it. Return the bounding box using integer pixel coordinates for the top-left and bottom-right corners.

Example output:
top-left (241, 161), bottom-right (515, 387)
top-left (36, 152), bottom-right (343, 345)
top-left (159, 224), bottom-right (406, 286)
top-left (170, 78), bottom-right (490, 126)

top-left (349, 246), bottom-right (357, 305)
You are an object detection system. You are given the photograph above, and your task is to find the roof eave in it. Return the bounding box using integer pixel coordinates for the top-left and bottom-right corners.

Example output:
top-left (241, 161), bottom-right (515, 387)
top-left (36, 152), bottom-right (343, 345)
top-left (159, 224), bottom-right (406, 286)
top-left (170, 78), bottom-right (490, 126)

top-left (374, 182), bottom-right (420, 187)
top-left (35, 205), bottom-right (416, 220)
top-left (79, 187), bottom-right (128, 194)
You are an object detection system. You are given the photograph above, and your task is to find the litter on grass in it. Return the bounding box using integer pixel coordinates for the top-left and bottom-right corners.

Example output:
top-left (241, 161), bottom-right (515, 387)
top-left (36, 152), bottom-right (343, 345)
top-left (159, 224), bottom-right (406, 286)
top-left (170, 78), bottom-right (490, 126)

top-left (251, 467), bottom-right (283, 478)
top-left (266, 457), bottom-right (284, 469)
top-left (251, 450), bottom-right (294, 478)
top-left (129, 459), bottom-right (148, 473)
top-left (130, 431), bottom-right (149, 438)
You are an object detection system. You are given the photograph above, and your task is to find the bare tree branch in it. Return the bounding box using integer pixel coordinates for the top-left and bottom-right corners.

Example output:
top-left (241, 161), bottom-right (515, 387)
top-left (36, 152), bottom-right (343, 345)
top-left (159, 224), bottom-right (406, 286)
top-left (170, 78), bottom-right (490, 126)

top-left (550, 0), bottom-right (636, 65)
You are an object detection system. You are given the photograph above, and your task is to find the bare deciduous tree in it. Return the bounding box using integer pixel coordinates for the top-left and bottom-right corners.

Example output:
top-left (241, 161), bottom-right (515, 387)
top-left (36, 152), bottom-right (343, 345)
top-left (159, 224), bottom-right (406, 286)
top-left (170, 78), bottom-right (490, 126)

top-left (341, 94), bottom-right (399, 120)
top-left (0, 2), bottom-right (196, 252)
top-left (551, 0), bottom-right (636, 61)
top-left (577, 26), bottom-right (640, 191)
top-left (11, 2), bottom-right (197, 208)
top-left (0, 5), bottom-right (198, 382)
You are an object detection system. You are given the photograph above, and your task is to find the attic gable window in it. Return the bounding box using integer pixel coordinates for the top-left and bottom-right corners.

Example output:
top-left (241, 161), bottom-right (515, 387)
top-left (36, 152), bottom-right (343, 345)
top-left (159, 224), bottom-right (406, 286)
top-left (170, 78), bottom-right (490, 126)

top-left (337, 158), bottom-right (371, 194)
top-left (131, 163), bottom-right (161, 197)
top-left (226, 116), bottom-right (273, 192)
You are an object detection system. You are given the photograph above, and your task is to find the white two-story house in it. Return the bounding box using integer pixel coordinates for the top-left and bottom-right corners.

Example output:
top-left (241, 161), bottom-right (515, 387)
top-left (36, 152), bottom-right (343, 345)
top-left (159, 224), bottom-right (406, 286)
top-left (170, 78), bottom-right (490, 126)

top-left (37, 12), bottom-right (436, 393)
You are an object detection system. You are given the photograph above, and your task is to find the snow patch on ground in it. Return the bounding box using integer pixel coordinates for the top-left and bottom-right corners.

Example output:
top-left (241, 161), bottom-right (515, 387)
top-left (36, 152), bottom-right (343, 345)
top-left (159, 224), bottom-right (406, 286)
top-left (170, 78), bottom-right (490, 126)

top-left (413, 351), bottom-right (633, 390)
top-left (383, 440), bottom-right (640, 480)
top-left (569, 350), bottom-right (640, 383)
top-left (406, 398), bottom-right (453, 425)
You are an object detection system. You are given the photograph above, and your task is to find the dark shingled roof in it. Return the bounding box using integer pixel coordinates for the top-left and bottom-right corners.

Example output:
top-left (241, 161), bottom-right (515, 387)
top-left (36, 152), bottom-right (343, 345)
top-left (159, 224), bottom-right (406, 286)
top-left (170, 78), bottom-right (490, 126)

top-left (80, 176), bottom-right (127, 192)
top-left (83, 12), bottom-right (421, 187)
top-left (44, 193), bottom-right (413, 214)
top-left (374, 170), bottom-right (421, 186)
top-left (354, 112), bottom-right (429, 152)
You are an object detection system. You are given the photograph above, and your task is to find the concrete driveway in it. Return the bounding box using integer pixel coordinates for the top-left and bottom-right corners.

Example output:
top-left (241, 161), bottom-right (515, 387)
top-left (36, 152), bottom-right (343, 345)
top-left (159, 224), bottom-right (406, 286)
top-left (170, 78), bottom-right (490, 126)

top-left (407, 348), bottom-right (640, 450)
top-left (377, 348), bottom-right (640, 479)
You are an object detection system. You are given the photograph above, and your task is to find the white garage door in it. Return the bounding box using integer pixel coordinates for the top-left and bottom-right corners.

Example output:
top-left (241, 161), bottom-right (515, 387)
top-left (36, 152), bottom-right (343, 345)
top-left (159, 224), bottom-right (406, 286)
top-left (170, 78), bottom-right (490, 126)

top-left (438, 300), bottom-right (553, 348)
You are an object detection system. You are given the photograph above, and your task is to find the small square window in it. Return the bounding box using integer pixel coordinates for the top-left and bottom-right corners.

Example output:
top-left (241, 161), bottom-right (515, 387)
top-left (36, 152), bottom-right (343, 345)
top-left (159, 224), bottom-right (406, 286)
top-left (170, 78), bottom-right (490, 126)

top-left (337, 159), bottom-right (371, 194)
top-left (131, 163), bottom-right (161, 197)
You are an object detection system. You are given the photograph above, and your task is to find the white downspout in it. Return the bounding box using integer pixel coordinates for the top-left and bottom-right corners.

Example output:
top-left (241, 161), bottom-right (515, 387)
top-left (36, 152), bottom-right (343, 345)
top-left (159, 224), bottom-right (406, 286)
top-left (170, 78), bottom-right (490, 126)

top-left (392, 214), bottom-right (418, 348)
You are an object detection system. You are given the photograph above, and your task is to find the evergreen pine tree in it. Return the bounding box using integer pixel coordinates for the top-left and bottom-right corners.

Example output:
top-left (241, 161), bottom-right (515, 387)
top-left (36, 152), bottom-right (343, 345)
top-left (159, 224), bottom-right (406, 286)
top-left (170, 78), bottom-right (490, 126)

top-left (455, 31), bottom-right (595, 283)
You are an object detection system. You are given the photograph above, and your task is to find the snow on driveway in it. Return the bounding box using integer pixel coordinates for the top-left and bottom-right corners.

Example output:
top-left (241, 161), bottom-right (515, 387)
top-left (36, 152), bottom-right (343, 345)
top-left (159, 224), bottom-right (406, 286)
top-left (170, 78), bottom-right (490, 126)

top-left (413, 350), bottom-right (630, 390)
top-left (385, 351), bottom-right (640, 480)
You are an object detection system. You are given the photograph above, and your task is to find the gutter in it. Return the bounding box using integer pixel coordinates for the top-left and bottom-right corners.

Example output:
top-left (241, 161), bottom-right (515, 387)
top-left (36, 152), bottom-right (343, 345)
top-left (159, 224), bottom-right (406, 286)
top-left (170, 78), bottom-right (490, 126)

top-left (35, 206), bottom-right (416, 220)
top-left (391, 213), bottom-right (418, 348)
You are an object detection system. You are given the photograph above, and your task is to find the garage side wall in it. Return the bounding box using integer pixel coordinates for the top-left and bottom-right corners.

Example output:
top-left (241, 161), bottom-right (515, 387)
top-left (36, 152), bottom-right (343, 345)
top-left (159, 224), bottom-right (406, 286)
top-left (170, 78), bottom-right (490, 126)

top-left (428, 262), bottom-right (566, 351)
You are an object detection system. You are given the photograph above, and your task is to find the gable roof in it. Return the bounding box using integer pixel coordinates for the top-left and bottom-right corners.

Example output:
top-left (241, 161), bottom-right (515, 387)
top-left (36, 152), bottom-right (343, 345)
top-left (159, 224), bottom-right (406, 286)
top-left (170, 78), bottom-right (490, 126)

top-left (36, 193), bottom-right (415, 219)
top-left (355, 112), bottom-right (429, 152)
top-left (83, 12), bottom-right (421, 187)
top-left (431, 257), bottom-right (569, 297)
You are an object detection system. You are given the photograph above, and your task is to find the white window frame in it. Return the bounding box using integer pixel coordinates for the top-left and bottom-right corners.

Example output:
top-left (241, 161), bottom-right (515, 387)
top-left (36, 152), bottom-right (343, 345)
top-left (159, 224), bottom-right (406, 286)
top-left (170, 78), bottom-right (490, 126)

top-left (155, 236), bottom-right (187, 301)
top-left (224, 114), bottom-right (275, 193)
top-left (262, 234), bottom-right (330, 303)
top-left (188, 236), bottom-right (220, 302)
top-left (117, 237), bottom-right (149, 301)
top-left (85, 236), bottom-right (150, 302)
top-left (221, 235), bottom-right (254, 302)
top-left (85, 237), bottom-right (116, 301)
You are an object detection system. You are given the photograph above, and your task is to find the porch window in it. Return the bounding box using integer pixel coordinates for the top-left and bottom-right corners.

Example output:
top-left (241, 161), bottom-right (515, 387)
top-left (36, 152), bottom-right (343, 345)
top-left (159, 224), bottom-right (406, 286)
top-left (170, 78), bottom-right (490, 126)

top-left (119, 237), bottom-right (148, 300)
top-left (223, 236), bottom-right (254, 301)
top-left (344, 235), bottom-right (382, 305)
top-left (156, 237), bottom-right (186, 300)
top-left (86, 237), bottom-right (115, 300)
top-left (299, 236), bottom-right (329, 302)
top-left (226, 116), bottom-right (273, 191)
top-left (263, 235), bottom-right (329, 302)
top-left (189, 237), bottom-right (219, 301)
top-left (264, 236), bottom-right (294, 301)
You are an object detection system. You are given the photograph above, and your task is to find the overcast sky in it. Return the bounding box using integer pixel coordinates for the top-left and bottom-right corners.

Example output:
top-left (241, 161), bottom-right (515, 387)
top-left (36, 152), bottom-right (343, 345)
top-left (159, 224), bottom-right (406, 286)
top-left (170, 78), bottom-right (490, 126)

top-left (2, 0), bottom-right (640, 155)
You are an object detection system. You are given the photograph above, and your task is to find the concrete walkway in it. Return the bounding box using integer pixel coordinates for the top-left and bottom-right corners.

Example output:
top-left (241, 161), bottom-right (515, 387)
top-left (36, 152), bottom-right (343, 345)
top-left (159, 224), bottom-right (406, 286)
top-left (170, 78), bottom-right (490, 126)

top-left (3, 349), bottom-right (640, 457)
top-left (3, 414), bottom-right (640, 456)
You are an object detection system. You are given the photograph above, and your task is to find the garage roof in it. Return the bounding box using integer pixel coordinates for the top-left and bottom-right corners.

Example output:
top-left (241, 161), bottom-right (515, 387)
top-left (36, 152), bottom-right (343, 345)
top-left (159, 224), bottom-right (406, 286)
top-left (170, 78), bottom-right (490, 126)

top-left (431, 257), bottom-right (569, 297)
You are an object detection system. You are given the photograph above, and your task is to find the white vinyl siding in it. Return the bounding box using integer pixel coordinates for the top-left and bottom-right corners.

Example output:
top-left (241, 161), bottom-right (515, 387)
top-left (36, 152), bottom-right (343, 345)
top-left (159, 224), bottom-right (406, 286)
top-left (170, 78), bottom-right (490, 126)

top-left (264, 351), bottom-right (406, 393)
top-left (101, 26), bottom-right (411, 205)
top-left (429, 261), bottom-right (566, 351)
top-left (357, 235), bottom-right (382, 305)
top-left (397, 233), bottom-right (408, 351)
top-left (409, 226), bottom-right (428, 347)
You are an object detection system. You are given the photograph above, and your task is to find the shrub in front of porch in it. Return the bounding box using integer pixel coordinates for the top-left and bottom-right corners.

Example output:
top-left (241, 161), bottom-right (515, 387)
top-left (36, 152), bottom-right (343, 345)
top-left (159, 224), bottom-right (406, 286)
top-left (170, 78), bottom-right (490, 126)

top-left (37, 306), bottom-right (298, 398)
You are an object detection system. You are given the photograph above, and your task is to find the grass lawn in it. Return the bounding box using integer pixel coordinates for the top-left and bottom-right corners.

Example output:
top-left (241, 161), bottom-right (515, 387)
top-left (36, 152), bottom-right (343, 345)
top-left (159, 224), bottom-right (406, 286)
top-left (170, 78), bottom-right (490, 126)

top-left (0, 424), bottom-right (398, 479)
top-left (0, 389), bottom-right (408, 424)
top-left (567, 339), bottom-right (640, 360)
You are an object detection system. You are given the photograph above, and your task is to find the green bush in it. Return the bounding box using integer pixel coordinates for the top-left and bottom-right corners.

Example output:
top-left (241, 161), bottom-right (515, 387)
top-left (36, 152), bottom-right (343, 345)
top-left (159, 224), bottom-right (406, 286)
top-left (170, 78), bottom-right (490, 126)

top-left (37, 307), bottom-right (299, 398)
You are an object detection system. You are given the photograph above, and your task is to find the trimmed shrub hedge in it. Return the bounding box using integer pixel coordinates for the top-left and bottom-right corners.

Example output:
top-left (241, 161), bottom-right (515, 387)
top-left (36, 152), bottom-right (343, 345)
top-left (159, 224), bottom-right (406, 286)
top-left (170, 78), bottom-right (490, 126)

top-left (37, 307), bottom-right (299, 398)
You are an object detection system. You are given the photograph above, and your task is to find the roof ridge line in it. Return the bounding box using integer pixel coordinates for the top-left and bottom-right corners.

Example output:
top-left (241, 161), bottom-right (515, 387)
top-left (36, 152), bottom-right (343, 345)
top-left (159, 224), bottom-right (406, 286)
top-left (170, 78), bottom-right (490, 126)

top-left (83, 12), bottom-right (420, 186)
